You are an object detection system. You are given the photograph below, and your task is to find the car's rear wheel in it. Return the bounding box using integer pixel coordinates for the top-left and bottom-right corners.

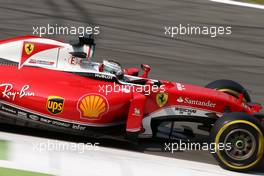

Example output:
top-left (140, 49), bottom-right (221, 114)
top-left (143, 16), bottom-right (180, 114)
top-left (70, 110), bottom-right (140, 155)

top-left (210, 112), bottom-right (264, 172)
top-left (205, 79), bottom-right (251, 102)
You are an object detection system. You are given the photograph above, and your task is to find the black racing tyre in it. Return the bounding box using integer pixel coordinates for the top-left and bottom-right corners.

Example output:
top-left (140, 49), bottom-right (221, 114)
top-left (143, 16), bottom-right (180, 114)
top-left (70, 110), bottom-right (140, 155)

top-left (205, 79), bottom-right (251, 102)
top-left (210, 112), bottom-right (264, 172)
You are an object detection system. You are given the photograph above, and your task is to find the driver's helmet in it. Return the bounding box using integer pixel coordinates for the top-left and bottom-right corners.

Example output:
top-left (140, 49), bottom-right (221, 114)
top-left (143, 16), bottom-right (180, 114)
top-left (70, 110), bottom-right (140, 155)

top-left (103, 60), bottom-right (124, 79)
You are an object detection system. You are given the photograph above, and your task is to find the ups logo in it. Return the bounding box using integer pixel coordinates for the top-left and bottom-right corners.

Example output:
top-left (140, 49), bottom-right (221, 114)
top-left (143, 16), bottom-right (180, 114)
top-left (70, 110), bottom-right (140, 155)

top-left (46, 96), bottom-right (64, 114)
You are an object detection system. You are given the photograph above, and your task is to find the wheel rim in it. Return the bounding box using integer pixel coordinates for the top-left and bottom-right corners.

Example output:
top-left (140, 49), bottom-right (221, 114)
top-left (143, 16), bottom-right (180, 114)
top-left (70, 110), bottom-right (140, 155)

top-left (224, 129), bottom-right (256, 161)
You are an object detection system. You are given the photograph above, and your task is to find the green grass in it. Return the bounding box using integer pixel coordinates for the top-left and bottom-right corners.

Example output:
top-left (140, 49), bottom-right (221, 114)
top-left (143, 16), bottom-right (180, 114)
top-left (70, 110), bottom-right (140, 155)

top-left (0, 140), bottom-right (8, 160)
top-left (0, 167), bottom-right (52, 176)
top-left (245, 0), bottom-right (264, 4)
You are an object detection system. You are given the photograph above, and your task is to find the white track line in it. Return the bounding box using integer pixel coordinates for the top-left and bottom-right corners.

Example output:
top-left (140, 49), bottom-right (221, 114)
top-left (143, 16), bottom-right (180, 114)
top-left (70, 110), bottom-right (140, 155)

top-left (210, 0), bottom-right (264, 10)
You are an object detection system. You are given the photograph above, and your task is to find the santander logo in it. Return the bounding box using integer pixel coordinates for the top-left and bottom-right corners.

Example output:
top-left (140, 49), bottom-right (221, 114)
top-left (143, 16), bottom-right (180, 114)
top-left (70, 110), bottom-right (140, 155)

top-left (177, 96), bottom-right (184, 103)
top-left (177, 97), bottom-right (216, 108)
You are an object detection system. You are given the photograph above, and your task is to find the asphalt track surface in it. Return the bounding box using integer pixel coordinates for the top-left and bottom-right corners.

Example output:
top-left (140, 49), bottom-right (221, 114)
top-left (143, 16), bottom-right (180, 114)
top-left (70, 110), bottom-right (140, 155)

top-left (0, 0), bottom-right (263, 173)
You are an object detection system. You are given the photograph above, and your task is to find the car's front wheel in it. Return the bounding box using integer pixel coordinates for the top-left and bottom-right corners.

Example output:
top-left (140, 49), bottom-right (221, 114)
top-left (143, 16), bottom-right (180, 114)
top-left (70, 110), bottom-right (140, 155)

top-left (210, 112), bottom-right (264, 172)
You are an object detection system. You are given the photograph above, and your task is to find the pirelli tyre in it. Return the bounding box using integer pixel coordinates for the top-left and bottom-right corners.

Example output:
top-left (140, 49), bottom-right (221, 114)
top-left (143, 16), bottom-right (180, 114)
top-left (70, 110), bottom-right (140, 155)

top-left (210, 112), bottom-right (264, 172)
top-left (205, 79), bottom-right (251, 102)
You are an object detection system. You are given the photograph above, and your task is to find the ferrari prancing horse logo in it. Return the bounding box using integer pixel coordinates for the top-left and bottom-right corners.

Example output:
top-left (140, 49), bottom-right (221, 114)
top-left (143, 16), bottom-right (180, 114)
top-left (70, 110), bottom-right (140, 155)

top-left (156, 93), bottom-right (168, 107)
top-left (24, 43), bottom-right (34, 55)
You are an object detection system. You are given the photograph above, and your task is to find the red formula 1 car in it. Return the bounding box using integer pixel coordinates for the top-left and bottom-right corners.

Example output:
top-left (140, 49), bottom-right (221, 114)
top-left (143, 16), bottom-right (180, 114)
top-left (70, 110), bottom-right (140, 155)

top-left (0, 35), bottom-right (263, 171)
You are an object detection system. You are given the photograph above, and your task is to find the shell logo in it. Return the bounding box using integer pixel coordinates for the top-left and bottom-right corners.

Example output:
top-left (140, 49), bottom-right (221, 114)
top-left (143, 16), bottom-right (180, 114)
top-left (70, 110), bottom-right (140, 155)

top-left (77, 94), bottom-right (109, 119)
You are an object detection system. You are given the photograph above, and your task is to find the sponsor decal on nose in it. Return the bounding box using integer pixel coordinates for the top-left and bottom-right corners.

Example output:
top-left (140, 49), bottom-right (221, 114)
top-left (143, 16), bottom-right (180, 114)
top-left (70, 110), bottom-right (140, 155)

top-left (177, 96), bottom-right (216, 108)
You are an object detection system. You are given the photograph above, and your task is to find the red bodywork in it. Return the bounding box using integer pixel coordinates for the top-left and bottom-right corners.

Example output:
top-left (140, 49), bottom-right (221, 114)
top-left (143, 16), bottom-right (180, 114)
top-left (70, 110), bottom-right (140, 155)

top-left (0, 36), bottom-right (262, 137)
top-left (0, 66), bottom-right (260, 128)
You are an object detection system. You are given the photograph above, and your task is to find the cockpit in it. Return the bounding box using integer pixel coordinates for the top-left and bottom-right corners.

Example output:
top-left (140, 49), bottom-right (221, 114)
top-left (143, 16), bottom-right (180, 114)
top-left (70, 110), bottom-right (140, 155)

top-left (69, 35), bottom-right (160, 86)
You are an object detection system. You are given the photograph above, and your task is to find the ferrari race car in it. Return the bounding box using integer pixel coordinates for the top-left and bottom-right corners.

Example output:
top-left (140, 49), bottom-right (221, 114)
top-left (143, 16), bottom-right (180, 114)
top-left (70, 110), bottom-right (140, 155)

top-left (0, 35), bottom-right (263, 172)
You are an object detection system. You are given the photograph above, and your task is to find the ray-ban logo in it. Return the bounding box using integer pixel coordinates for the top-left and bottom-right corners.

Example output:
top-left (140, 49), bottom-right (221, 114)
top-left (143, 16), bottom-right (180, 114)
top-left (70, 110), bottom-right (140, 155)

top-left (0, 83), bottom-right (35, 101)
